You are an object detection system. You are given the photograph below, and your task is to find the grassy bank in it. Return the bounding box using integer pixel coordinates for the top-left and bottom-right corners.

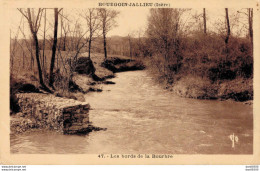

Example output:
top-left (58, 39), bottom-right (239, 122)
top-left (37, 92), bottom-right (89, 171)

top-left (10, 47), bottom-right (85, 113)
top-left (144, 34), bottom-right (253, 102)
top-left (10, 43), bottom-right (145, 114)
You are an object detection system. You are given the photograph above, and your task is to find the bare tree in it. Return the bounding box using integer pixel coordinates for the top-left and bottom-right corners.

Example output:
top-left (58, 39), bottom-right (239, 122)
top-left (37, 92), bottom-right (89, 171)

top-left (17, 18), bottom-right (35, 70)
top-left (146, 8), bottom-right (188, 80)
top-left (49, 8), bottom-right (60, 88)
top-left (10, 16), bottom-right (23, 72)
top-left (134, 28), bottom-right (146, 57)
top-left (60, 10), bottom-right (70, 51)
top-left (17, 8), bottom-right (51, 92)
top-left (53, 14), bottom-right (90, 91)
top-left (62, 18), bottom-right (90, 75)
top-left (98, 8), bottom-right (119, 59)
top-left (81, 9), bottom-right (100, 58)
top-left (236, 8), bottom-right (253, 45)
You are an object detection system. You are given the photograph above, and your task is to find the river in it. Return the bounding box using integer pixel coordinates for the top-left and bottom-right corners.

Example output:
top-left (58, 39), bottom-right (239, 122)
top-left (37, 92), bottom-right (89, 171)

top-left (10, 70), bottom-right (253, 154)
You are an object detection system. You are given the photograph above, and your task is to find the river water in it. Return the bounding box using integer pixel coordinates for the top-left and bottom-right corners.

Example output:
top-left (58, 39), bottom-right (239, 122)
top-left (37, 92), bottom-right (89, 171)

top-left (10, 71), bottom-right (253, 154)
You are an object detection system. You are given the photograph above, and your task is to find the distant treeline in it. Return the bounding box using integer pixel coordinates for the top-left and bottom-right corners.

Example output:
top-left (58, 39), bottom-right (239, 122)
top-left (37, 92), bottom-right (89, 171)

top-left (14, 36), bottom-right (148, 58)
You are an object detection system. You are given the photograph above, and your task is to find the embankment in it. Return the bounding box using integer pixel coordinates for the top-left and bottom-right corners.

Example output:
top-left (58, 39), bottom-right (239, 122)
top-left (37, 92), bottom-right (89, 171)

top-left (71, 56), bottom-right (145, 91)
top-left (170, 75), bottom-right (253, 102)
top-left (101, 57), bottom-right (145, 73)
top-left (10, 54), bottom-right (145, 134)
top-left (144, 58), bottom-right (253, 104)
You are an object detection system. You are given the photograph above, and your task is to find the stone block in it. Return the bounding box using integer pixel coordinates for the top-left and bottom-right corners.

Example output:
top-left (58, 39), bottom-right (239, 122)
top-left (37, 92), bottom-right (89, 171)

top-left (15, 93), bottom-right (91, 134)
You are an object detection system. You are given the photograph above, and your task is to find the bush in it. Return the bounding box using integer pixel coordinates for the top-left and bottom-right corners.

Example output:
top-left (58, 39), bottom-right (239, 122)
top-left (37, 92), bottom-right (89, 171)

top-left (75, 57), bottom-right (95, 75)
top-left (179, 34), bottom-right (253, 81)
top-left (145, 32), bottom-right (253, 101)
top-left (172, 75), bottom-right (218, 99)
top-left (218, 78), bottom-right (253, 101)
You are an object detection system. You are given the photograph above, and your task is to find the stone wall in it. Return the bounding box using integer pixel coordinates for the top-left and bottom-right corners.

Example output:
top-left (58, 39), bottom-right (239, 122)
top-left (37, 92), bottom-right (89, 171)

top-left (15, 93), bottom-right (90, 134)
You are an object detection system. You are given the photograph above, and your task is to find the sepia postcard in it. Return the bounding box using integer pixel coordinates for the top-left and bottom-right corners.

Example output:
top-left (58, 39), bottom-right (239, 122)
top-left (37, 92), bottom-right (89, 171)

top-left (0, 0), bottom-right (260, 165)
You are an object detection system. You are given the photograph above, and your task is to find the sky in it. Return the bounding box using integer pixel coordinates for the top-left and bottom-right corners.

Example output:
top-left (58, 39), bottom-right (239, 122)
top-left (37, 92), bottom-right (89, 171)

top-left (10, 8), bottom-right (249, 39)
top-left (10, 8), bottom-right (150, 38)
top-left (109, 8), bottom-right (150, 37)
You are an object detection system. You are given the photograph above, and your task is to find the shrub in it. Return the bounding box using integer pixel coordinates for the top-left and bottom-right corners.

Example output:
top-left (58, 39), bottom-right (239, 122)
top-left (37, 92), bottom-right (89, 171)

top-left (172, 75), bottom-right (218, 99)
top-left (145, 32), bottom-right (253, 101)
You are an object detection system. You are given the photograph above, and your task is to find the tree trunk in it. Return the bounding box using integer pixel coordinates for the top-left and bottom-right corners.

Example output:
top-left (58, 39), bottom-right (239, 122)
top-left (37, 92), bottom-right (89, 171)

top-left (60, 10), bottom-right (63, 51)
top-left (225, 8), bottom-right (230, 45)
top-left (88, 39), bottom-right (92, 58)
top-left (23, 51), bottom-right (25, 68)
top-left (62, 11), bottom-right (66, 51)
top-left (33, 33), bottom-right (48, 90)
top-left (225, 8), bottom-right (231, 61)
top-left (49, 8), bottom-right (59, 88)
top-left (63, 33), bottom-right (66, 51)
top-left (34, 35), bottom-right (52, 92)
top-left (27, 9), bottom-right (47, 90)
top-left (203, 8), bottom-right (207, 34)
top-left (89, 12), bottom-right (92, 58)
top-left (30, 39), bottom-right (34, 69)
top-left (248, 8), bottom-right (253, 45)
top-left (42, 9), bottom-right (46, 76)
top-left (103, 32), bottom-right (107, 59)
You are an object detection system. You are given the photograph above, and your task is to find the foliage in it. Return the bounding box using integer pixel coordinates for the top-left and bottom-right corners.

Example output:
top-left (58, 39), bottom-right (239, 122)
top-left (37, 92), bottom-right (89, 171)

top-left (143, 8), bottom-right (253, 101)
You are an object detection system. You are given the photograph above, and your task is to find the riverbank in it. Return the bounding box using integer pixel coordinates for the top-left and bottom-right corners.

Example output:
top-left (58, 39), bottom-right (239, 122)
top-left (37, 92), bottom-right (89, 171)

top-left (10, 52), bottom-right (145, 134)
top-left (171, 75), bottom-right (253, 104)
top-left (143, 58), bottom-right (253, 105)
top-left (70, 53), bottom-right (145, 93)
